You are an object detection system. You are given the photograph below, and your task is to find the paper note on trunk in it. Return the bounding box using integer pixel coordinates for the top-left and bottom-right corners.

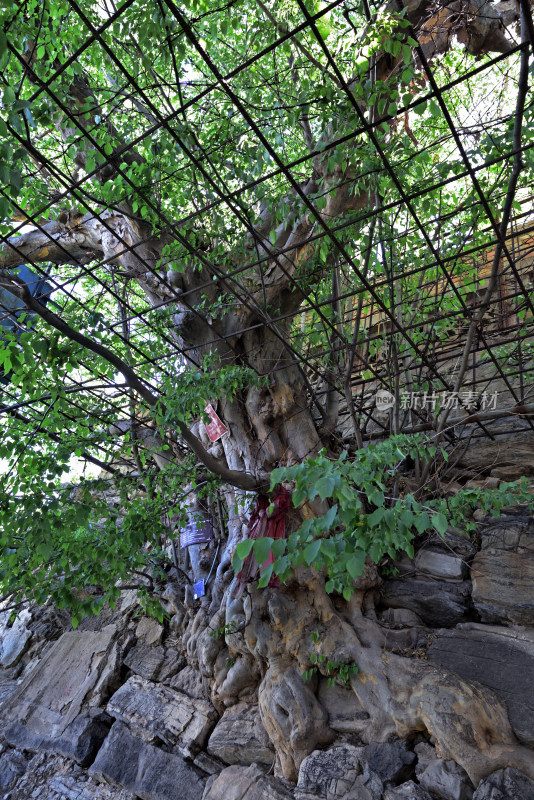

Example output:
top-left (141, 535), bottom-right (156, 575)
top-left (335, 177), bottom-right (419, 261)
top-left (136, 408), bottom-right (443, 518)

top-left (204, 404), bottom-right (228, 442)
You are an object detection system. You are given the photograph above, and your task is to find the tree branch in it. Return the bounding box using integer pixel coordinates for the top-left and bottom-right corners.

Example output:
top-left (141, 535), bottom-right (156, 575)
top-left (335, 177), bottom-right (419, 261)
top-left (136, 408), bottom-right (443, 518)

top-left (0, 273), bottom-right (261, 491)
top-left (0, 218), bottom-right (103, 270)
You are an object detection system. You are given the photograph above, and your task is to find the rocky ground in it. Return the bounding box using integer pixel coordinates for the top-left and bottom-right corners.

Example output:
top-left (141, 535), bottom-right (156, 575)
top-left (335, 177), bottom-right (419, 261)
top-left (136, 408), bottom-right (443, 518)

top-left (2, 420), bottom-right (534, 800)
top-left (1, 496), bottom-right (534, 800)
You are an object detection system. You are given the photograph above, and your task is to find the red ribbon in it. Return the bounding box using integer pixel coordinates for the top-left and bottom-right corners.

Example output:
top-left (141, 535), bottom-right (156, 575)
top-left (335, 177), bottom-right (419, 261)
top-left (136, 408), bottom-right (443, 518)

top-left (260, 487), bottom-right (291, 588)
top-left (233, 489), bottom-right (291, 596)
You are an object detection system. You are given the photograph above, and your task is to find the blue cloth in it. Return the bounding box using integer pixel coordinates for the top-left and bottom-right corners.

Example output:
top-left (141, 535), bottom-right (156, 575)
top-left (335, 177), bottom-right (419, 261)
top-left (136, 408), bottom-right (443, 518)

top-left (0, 265), bottom-right (52, 385)
top-left (0, 265), bottom-right (52, 332)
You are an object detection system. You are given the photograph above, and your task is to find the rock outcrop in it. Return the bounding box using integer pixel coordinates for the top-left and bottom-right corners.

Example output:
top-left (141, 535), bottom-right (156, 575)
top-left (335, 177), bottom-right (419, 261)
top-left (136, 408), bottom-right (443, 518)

top-left (89, 721), bottom-right (206, 800)
top-left (471, 517), bottom-right (534, 625)
top-left (1, 507), bottom-right (534, 799)
top-left (428, 623), bottom-right (534, 746)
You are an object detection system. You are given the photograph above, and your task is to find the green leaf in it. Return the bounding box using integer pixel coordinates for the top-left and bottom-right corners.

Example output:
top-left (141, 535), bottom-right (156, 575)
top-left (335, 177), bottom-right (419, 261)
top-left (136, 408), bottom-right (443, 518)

top-left (320, 539), bottom-right (336, 561)
top-left (0, 196), bottom-right (12, 218)
top-left (253, 537), bottom-right (274, 565)
top-left (401, 44), bottom-right (412, 64)
top-left (432, 513), bottom-right (448, 535)
top-left (346, 550), bottom-right (366, 580)
top-left (236, 539), bottom-right (254, 560)
top-left (273, 554), bottom-right (290, 577)
top-left (270, 538), bottom-right (286, 559)
top-left (9, 169), bottom-right (22, 193)
top-left (368, 541), bottom-right (383, 563)
top-left (414, 512), bottom-right (431, 534)
top-left (314, 475), bottom-right (335, 500)
top-left (413, 100), bottom-right (427, 116)
top-left (368, 489), bottom-right (385, 507)
top-left (2, 85), bottom-right (15, 107)
top-left (302, 539), bottom-right (321, 566)
top-left (367, 507), bottom-right (385, 527)
top-left (258, 563), bottom-right (273, 588)
top-left (321, 504), bottom-right (338, 530)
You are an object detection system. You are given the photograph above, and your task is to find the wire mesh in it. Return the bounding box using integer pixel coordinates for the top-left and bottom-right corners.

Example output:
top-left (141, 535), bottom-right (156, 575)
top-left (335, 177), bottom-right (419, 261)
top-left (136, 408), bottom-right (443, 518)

top-left (1, 0), bottom-right (534, 478)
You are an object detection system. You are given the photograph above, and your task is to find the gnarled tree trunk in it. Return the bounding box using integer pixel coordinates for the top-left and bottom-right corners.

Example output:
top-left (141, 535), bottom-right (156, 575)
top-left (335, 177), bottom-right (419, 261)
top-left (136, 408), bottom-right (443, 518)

top-left (1, 0), bottom-right (531, 787)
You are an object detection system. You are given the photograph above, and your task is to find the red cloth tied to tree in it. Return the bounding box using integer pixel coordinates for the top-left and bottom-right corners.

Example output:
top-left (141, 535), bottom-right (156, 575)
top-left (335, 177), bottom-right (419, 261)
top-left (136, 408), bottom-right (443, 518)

top-left (232, 488), bottom-right (291, 598)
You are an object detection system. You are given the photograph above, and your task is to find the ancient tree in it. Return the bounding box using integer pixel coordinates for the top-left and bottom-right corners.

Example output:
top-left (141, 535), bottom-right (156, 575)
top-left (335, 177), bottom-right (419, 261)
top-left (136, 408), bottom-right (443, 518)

top-left (1, 0), bottom-right (534, 783)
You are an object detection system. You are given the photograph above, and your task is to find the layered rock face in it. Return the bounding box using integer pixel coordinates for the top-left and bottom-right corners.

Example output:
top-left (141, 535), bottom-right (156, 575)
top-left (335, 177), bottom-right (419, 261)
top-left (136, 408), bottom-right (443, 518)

top-left (1, 510), bottom-right (534, 799)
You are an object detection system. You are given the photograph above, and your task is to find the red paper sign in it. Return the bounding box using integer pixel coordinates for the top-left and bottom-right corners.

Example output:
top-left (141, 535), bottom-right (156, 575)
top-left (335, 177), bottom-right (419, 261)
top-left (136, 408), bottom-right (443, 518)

top-left (204, 403), bottom-right (228, 442)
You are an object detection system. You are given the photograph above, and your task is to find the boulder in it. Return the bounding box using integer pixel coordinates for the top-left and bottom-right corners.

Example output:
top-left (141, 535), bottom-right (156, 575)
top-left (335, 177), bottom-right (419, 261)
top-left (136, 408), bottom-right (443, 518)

top-left (360, 740), bottom-right (416, 786)
top-left (27, 605), bottom-right (69, 643)
top-left (202, 763), bottom-right (294, 800)
top-left (170, 664), bottom-right (212, 701)
top-left (123, 644), bottom-right (166, 681)
top-left (0, 609), bottom-right (32, 668)
top-left (384, 782), bottom-right (433, 800)
top-left (158, 647), bottom-right (186, 683)
top-left (380, 609), bottom-right (424, 628)
top-left (456, 431), bottom-right (534, 477)
top-left (414, 742), bottom-right (436, 777)
top-left (0, 626), bottom-right (121, 742)
top-left (106, 674), bottom-right (217, 757)
top-left (427, 623), bottom-right (534, 746)
top-left (194, 751), bottom-right (226, 776)
top-left (490, 465), bottom-right (526, 480)
top-left (89, 720), bottom-right (205, 800)
top-left (0, 749), bottom-right (27, 792)
top-left (425, 530), bottom-right (477, 560)
top-left (135, 617), bottom-right (164, 646)
top-left (296, 745), bottom-right (365, 800)
top-left (0, 751), bottom-right (136, 800)
top-left (471, 517), bottom-right (534, 625)
top-left (472, 767), bottom-right (534, 800)
top-left (418, 759), bottom-right (473, 800)
top-left (415, 549), bottom-right (466, 581)
top-left (0, 679), bottom-right (19, 709)
top-left (380, 578), bottom-right (471, 627)
top-left (4, 710), bottom-right (111, 766)
top-left (161, 583), bottom-right (186, 616)
top-left (360, 767), bottom-right (385, 800)
top-left (207, 701), bottom-right (274, 766)
top-left (48, 775), bottom-right (136, 799)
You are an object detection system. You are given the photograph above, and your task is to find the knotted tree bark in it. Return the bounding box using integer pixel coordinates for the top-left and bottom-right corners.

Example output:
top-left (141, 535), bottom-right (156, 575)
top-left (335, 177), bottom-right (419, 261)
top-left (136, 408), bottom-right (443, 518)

top-left (1, 0), bottom-right (531, 785)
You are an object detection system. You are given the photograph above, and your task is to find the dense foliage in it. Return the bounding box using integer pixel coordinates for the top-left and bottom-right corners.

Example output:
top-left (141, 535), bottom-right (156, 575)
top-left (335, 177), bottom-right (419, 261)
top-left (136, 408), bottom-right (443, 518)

top-left (232, 435), bottom-right (534, 596)
top-left (0, 0), bottom-right (532, 617)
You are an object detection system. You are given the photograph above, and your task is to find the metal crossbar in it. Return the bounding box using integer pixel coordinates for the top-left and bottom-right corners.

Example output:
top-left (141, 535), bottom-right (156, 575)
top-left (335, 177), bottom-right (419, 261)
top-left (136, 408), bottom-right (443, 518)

top-left (1, 0), bottom-right (534, 477)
